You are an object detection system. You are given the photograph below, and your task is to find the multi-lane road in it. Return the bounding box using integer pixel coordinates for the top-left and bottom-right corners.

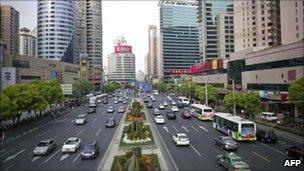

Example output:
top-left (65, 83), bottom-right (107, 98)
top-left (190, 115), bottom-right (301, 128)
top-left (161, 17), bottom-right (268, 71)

top-left (0, 94), bottom-right (132, 171)
top-left (143, 94), bottom-right (303, 171)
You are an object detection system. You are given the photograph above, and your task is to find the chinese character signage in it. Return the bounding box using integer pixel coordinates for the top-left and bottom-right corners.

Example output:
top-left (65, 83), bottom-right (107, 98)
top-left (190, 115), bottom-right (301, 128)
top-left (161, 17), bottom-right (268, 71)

top-left (114, 45), bottom-right (132, 53)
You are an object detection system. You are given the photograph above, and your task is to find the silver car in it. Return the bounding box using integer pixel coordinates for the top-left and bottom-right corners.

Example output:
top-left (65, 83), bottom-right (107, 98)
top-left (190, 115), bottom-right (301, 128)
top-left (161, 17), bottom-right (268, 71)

top-left (33, 139), bottom-right (56, 156)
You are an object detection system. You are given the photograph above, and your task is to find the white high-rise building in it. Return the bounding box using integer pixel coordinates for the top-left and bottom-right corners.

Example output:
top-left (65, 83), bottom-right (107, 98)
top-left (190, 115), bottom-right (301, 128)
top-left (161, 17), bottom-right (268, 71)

top-left (108, 37), bottom-right (135, 86)
top-left (37, 0), bottom-right (75, 63)
top-left (19, 27), bottom-right (37, 57)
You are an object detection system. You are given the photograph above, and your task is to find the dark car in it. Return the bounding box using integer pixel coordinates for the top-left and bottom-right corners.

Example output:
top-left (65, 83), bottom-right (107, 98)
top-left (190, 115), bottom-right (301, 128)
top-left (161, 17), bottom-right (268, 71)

top-left (214, 136), bottom-right (238, 150)
top-left (81, 141), bottom-right (99, 159)
top-left (285, 145), bottom-right (304, 161)
top-left (256, 129), bottom-right (278, 143)
top-left (87, 108), bottom-right (96, 114)
top-left (147, 103), bottom-right (153, 108)
top-left (177, 102), bottom-right (184, 109)
top-left (181, 111), bottom-right (191, 119)
top-left (106, 118), bottom-right (116, 127)
top-left (144, 98), bottom-right (149, 103)
top-left (102, 99), bottom-right (108, 104)
top-left (166, 111), bottom-right (176, 119)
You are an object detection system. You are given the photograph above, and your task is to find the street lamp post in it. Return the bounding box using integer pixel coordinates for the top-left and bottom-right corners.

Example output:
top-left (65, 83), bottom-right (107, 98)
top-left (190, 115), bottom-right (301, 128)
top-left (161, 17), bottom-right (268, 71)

top-left (232, 79), bottom-right (236, 115)
top-left (205, 82), bottom-right (208, 106)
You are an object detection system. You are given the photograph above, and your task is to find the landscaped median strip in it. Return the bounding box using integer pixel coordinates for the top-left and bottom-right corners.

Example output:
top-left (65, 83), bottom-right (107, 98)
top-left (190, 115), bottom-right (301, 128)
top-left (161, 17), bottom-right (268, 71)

top-left (98, 98), bottom-right (167, 171)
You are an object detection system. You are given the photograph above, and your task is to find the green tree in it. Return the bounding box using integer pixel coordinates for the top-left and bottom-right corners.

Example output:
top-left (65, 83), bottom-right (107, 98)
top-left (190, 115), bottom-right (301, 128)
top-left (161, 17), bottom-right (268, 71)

top-left (104, 83), bottom-right (115, 93)
top-left (194, 84), bottom-right (218, 103)
top-left (0, 93), bottom-right (17, 120)
top-left (288, 77), bottom-right (304, 115)
top-left (74, 79), bottom-right (94, 97)
top-left (152, 82), bottom-right (168, 92)
top-left (181, 81), bottom-right (197, 98)
top-left (243, 92), bottom-right (261, 119)
top-left (30, 80), bottom-right (64, 104)
top-left (112, 81), bottom-right (121, 90)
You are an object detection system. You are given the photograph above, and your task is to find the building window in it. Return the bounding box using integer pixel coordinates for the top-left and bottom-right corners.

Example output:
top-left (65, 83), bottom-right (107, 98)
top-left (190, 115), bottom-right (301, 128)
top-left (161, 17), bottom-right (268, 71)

top-left (295, 2), bottom-right (298, 7)
top-left (296, 25), bottom-right (299, 30)
top-left (262, 17), bottom-right (265, 21)
top-left (296, 18), bottom-right (298, 22)
top-left (296, 33), bottom-right (299, 38)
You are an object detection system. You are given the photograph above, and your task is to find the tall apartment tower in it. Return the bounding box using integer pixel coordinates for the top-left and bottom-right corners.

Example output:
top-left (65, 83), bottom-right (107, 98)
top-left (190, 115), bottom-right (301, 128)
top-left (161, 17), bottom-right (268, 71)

top-left (108, 37), bottom-right (136, 86)
top-left (159, 0), bottom-right (199, 81)
top-left (148, 25), bottom-right (161, 80)
top-left (19, 27), bottom-right (37, 57)
top-left (0, 5), bottom-right (19, 66)
top-left (75, 0), bottom-right (102, 68)
top-left (234, 0), bottom-right (281, 52)
top-left (37, 0), bottom-right (75, 63)
top-left (196, 0), bottom-right (234, 61)
top-left (280, 0), bottom-right (304, 45)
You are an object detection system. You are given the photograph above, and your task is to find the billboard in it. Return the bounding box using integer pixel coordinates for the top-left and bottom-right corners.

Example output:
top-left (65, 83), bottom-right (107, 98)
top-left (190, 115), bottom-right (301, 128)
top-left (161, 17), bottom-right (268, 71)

top-left (114, 45), bottom-right (132, 53)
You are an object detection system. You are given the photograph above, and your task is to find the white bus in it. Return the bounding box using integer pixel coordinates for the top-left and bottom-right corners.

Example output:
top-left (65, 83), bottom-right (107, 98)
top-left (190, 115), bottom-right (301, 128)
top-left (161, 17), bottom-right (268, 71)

top-left (190, 104), bottom-right (213, 121)
top-left (213, 112), bottom-right (257, 141)
top-left (177, 96), bottom-right (190, 106)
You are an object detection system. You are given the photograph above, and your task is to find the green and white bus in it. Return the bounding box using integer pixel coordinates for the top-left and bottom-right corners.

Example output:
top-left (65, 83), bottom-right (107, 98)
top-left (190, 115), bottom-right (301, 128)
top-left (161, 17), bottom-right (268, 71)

top-left (190, 104), bottom-right (213, 121)
top-left (213, 112), bottom-right (257, 141)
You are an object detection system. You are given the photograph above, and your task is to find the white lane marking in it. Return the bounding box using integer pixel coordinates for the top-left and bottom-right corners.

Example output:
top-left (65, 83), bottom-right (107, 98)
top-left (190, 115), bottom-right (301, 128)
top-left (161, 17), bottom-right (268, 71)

top-left (191, 126), bottom-right (199, 132)
top-left (190, 144), bottom-right (202, 157)
top-left (199, 125), bottom-right (208, 132)
top-left (70, 119), bottom-right (75, 123)
top-left (177, 116), bottom-right (182, 120)
top-left (64, 119), bottom-right (71, 123)
top-left (60, 154), bottom-right (69, 162)
top-left (260, 143), bottom-right (285, 155)
top-left (32, 156), bottom-right (41, 162)
top-left (3, 164), bottom-right (13, 171)
top-left (27, 151), bottom-right (33, 155)
top-left (65, 127), bottom-right (71, 132)
top-left (73, 152), bottom-right (81, 162)
top-left (172, 125), bottom-right (179, 132)
top-left (0, 149), bottom-right (15, 157)
top-left (39, 129), bottom-right (52, 137)
top-left (52, 134), bottom-right (59, 139)
top-left (252, 151), bottom-right (271, 163)
top-left (93, 118), bottom-right (98, 123)
top-left (3, 149), bottom-right (26, 163)
top-left (95, 128), bottom-right (102, 136)
top-left (44, 149), bottom-right (60, 163)
top-left (0, 149), bottom-right (6, 154)
top-left (181, 126), bottom-right (189, 133)
top-left (163, 126), bottom-right (169, 133)
top-left (76, 128), bottom-right (85, 136)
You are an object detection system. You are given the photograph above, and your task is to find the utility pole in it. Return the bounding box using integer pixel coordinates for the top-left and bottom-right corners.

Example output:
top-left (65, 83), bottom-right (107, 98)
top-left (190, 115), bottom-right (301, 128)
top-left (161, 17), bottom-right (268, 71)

top-left (205, 82), bottom-right (208, 106)
top-left (232, 79), bottom-right (236, 115)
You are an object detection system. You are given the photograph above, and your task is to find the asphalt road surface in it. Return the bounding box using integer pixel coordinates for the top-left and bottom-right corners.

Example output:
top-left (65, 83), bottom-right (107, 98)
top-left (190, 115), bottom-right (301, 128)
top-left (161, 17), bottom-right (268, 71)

top-left (0, 94), bottom-right (132, 171)
top-left (143, 94), bottom-right (303, 171)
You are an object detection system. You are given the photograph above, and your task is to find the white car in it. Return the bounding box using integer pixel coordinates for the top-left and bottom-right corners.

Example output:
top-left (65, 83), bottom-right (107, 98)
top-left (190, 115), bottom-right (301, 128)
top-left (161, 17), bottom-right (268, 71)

top-left (171, 101), bottom-right (177, 105)
top-left (159, 104), bottom-right (165, 110)
top-left (163, 101), bottom-right (168, 106)
top-left (173, 133), bottom-right (190, 146)
top-left (62, 137), bottom-right (81, 153)
top-left (97, 99), bottom-right (102, 103)
top-left (260, 112), bottom-right (277, 122)
top-left (171, 106), bottom-right (179, 112)
top-left (154, 116), bottom-right (165, 124)
top-left (118, 107), bottom-right (125, 113)
top-left (107, 107), bottom-right (114, 113)
top-left (75, 114), bottom-right (87, 125)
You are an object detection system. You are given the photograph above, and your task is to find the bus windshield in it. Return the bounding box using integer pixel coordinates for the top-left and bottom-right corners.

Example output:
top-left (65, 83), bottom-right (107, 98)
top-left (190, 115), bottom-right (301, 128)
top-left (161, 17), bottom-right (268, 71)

top-left (204, 109), bottom-right (212, 112)
top-left (241, 123), bottom-right (255, 136)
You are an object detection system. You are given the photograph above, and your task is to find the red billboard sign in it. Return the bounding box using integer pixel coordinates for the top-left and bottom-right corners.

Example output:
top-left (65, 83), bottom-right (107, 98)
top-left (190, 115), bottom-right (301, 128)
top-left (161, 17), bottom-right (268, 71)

top-left (114, 45), bottom-right (132, 53)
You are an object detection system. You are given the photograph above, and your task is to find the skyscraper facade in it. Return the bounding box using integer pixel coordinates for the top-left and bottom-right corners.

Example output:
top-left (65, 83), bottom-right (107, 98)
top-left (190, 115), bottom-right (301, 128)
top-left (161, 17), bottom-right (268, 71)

top-left (234, 0), bottom-right (281, 52)
top-left (148, 25), bottom-right (161, 80)
top-left (196, 0), bottom-right (233, 61)
top-left (75, 0), bottom-right (102, 68)
top-left (0, 5), bottom-right (19, 66)
top-left (37, 0), bottom-right (75, 63)
top-left (108, 38), bottom-right (136, 86)
top-left (159, 0), bottom-right (199, 81)
top-left (280, 0), bottom-right (304, 45)
top-left (19, 27), bottom-right (37, 57)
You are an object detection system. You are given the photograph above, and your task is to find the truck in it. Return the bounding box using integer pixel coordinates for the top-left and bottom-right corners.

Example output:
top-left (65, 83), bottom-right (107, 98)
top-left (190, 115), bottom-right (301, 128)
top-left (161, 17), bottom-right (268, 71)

top-left (89, 96), bottom-right (97, 108)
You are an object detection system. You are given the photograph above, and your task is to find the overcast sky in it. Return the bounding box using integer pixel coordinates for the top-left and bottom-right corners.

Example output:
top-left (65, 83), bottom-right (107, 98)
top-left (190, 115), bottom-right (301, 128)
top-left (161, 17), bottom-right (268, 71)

top-left (1, 0), bottom-right (159, 73)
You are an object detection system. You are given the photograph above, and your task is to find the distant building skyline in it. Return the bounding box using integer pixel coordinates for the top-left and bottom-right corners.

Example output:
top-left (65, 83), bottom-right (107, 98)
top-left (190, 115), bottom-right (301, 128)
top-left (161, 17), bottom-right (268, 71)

top-left (19, 27), bottom-right (37, 57)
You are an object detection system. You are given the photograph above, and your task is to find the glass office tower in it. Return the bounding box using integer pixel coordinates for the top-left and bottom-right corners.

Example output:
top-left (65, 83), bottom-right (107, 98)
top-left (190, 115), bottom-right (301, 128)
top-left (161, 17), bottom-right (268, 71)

top-left (159, 0), bottom-right (200, 81)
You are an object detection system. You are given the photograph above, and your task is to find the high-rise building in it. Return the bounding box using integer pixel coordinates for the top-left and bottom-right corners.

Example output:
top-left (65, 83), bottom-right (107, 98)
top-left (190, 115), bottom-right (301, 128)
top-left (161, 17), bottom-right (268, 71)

top-left (108, 37), bottom-right (136, 85)
top-left (75, 0), bottom-right (102, 68)
top-left (0, 5), bottom-right (20, 66)
top-left (147, 25), bottom-right (161, 80)
top-left (159, 0), bottom-right (200, 81)
top-left (280, 0), bottom-right (304, 45)
top-left (196, 0), bottom-right (233, 61)
top-left (19, 27), bottom-right (37, 57)
top-left (145, 53), bottom-right (151, 76)
top-left (234, 0), bottom-right (281, 52)
top-left (37, 0), bottom-right (75, 63)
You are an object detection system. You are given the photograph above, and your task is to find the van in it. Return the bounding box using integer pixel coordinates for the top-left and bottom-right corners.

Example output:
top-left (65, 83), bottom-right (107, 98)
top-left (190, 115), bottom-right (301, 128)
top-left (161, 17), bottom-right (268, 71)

top-left (260, 112), bottom-right (277, 122)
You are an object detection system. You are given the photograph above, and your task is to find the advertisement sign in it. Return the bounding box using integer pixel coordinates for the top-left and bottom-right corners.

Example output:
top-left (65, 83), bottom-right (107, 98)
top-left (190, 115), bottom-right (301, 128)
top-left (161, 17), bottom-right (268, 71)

top-left (114, 45), bottom-right (132, 53)
top-left (212, 59), bottom-right (218, 70)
